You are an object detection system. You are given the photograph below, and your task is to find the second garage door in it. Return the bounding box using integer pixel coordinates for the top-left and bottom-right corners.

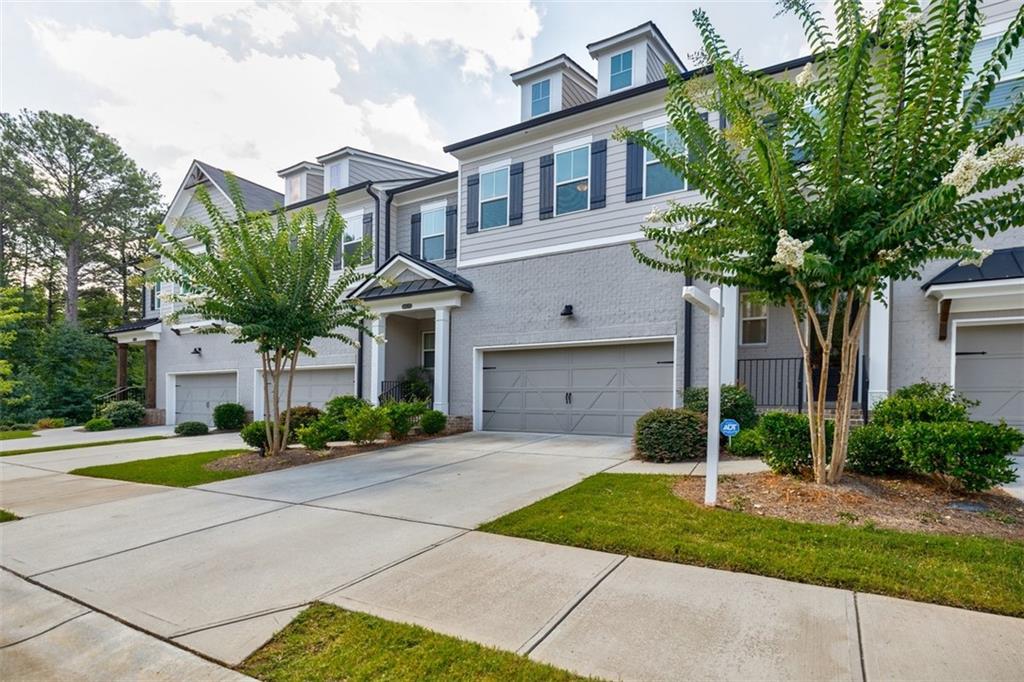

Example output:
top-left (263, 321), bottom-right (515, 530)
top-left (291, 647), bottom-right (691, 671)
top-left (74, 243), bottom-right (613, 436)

top-left (482, 342), bottom-right (674, 436)
top-left (175, 372), bottom-right (237, 426)
top-left (263, 367), bottom-right (355, 412)
top-left (955, 323), bottom-right (1024, 431)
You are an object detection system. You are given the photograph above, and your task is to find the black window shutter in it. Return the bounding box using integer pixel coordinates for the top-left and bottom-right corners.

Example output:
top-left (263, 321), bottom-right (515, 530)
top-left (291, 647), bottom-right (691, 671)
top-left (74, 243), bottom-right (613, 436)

top-left (539, 154), bottom-right (554, 220)
top-left (465, 174), bottom-right (479, 233)
top-left (445, 205), bottom-right (457, 259)
top-left (410, 212), bottom-right (421, 258)
top-left (362, 213), bottom-right (373, 265)
top-left (508, 162), bottom-right (524, 225)
top-left (589, 139), bottom-right (607, 209)
top-left (625, 140), bottom-right (643, 202)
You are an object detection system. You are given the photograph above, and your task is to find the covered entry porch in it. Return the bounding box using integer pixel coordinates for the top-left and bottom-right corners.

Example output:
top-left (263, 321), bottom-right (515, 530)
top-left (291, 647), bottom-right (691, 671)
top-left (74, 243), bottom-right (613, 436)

top-left (104, 318), bottom-right (162, 423)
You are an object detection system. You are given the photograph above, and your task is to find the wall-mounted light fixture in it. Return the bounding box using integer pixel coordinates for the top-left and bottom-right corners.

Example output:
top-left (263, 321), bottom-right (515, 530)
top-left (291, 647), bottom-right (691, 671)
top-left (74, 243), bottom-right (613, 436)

top-left (191, 347), bottom-right (202, 356)
top-left (560, 305), bottom-right (574, 317)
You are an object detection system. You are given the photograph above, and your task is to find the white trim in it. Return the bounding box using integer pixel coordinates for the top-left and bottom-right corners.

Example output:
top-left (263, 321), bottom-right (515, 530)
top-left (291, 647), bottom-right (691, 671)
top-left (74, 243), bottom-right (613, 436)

top-left (553, 142), bottom-right (591, 217)
top-left (471, 334), bottom-right (677, 431)
top-left (164, 369), bottom-right (239, 427)
top-left (349, 253), bottom-right (457, 299)
top-left (553, 135), bottom-right (593, 153)
top-left (738, 291), bottom-right (768, 346)
top-left (867, 279), bottom-right (891, 407)
top-left (643, 114), bottom-right (669, 129)
top-left (949, 316), bottom-right (1024, 390)
top-left (420, 198), bottom-right (447, 213)
top-left (458, 231), bottom-right (646, 268)
top-left (362, 290), bottom-right (467, 315)
top-left (478, 158), bottom-right (512, 174)
top-left (252, 363), bottom-right (357, 421)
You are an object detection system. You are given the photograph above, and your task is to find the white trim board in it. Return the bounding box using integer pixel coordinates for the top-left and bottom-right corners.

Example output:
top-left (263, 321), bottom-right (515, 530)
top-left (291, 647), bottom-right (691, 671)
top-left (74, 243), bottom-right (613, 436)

top-left (458, 231), bottom-right (647, 269)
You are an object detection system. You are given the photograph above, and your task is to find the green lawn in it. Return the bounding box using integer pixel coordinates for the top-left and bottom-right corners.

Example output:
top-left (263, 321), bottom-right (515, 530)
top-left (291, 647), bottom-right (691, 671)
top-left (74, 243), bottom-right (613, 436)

top-left (0, 430), bottom-right (37, 441)
top-left (3, 435), bottom-right (166, 456)
top-left (0, 509), bottom-right (20, 523)
top-left (239, 603), bottom-right (589, 682)
top-left (70, 449), bottom-right (251, 487)
top-left (480, 473), bottom-right (1024, 617)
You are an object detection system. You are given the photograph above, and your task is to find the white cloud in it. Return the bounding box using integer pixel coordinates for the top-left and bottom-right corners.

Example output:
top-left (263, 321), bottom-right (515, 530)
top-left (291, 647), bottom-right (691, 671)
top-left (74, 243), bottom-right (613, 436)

top-left (164, 1), bottom-right (298, 47)
top-left (31, 21), bottom-right (453, 199)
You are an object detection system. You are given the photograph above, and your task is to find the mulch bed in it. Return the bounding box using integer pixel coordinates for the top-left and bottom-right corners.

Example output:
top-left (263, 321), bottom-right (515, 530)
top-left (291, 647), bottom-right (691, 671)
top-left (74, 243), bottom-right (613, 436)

top-left (674, 471), bottom-right (1024, 541)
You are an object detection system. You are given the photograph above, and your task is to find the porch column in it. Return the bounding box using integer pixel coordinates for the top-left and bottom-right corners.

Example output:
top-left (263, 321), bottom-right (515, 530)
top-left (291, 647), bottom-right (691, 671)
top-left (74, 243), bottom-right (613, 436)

top-left (144, 340), bottom-right (157, 408)
top-left (719, 285), bottom-right (739, 385)
top-left (432, 307), bottom-right (451, 414)
top-left (369, 314), bottom-right (387, 405)
top-left (115, 344), bottom-right (129, 391)
top-left (867, 278), bottom-right (891, 408)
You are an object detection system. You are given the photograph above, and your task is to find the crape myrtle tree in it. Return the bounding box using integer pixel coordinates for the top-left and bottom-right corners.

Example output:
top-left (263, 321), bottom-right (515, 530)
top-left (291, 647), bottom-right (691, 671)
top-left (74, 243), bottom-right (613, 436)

top-left (618, 0), bottom-right (1024, 484)
top-left (154, 179), bottom-right (374, 457)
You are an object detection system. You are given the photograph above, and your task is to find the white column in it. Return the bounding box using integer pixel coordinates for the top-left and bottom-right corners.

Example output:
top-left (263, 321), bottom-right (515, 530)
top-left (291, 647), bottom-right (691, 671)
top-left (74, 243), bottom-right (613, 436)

top-left (369, 314), bottom-right (387, 406)
top-left (719, 284), bottom-right (739, 386)
top-left (867, 279), bottom-right (891, 408)
top-left (705, 287), bottom-right (722, 506)
top-left (432, 307), bottom-right (451, 415)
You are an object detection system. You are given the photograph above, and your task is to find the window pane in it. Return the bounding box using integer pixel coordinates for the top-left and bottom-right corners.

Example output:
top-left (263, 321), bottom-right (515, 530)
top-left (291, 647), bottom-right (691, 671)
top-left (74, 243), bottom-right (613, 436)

top-left (741, 296), bottom-right (767, 319)
top-left (610, 50), bottom-right (632, 91)
top-left (645, 125), bottom-right (683, 162)
top-left (556, 146), bottom-right (588, 183)
top-left (423, 350), bottom-right (435, 369)
top-left (556, 180), bottom-right (588, 214)
top-left (531, 96), bottom-right (549, 117)
top-left (422, 209), bottom-right (445, 236)
top-left (742, 319), bottom-right (767, 345)
top-left (481, 168), bottom-right (508, 200)
top-left (329, 163), bottom-right (342, 189)
top-left (480, 197), bottom-right (508, 228)
top-left (571, 146), bottom-right (588, 177)
top-left (531, 79), bottom-right (550, 116)
top-left (423, 332), bottom-right (435, 350)
top-left (422, 234), bottom-right (444, 261)
top-left (645, 163), bottom-right (684, 196)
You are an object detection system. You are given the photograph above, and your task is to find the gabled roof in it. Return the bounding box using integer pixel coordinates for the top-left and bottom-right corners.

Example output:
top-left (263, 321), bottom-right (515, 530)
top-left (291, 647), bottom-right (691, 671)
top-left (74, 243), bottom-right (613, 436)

top-left (510, 53), bottom-right (597, 86)
top-left (314, 145), bottom-right (446, 174)
top-left (193, 160), bottom-right (283, 213)
top-left (105, 317), bottom-right (160, 335)
top-left (586, 21), bottom-right (686, 73)
top-left (348, 253), bottom-right (473, 301)
top-left (923, 246), bottom-right (1024, 290)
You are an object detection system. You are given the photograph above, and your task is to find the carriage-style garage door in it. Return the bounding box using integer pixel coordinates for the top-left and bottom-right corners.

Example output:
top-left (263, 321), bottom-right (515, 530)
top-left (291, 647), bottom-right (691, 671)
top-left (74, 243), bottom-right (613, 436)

top-left (175, 373), bottom-right (237, 426)
top-left (482, 342), bottom-right (674, 436)
top-left (955, 323), bottom-right (1024, 431)
top-left (259, 367), bottom-right (355, 416)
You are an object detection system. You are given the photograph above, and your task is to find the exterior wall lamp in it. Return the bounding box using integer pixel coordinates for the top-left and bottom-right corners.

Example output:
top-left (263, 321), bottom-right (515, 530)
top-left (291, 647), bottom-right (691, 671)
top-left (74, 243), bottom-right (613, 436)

top-left (191, 347), bottom-right (202, 356)
top-left (560, 305), bottom-right (574, 316)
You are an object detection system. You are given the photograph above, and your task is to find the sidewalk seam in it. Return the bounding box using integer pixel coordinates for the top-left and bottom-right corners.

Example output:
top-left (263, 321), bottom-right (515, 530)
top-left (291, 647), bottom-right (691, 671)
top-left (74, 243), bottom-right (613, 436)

top-left (0, 610), bottom-right (90, 649)
top-left (854, 592), bottom-right (868, 682)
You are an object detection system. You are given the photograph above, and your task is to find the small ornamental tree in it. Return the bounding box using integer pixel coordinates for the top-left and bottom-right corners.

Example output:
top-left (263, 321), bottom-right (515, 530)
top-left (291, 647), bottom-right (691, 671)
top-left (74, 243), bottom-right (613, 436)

top-left (619, 0), bottom-right (1024, 483)
top-left (154, 179), bottom-right (374, 457)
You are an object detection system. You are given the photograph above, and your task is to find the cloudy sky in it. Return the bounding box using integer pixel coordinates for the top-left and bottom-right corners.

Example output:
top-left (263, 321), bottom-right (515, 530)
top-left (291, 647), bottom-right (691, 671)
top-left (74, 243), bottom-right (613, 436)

top-left (3, 1), bottom-right (817, 201)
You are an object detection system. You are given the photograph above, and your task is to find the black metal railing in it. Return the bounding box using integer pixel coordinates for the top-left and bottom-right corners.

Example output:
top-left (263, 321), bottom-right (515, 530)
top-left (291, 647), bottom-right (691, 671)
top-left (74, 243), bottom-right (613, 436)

top-left (378, 380), bottom-right (406, 404)
top-left (93, 386), bottom-right (145, 416)
top-left (738, 357), bottom-right (804, 410)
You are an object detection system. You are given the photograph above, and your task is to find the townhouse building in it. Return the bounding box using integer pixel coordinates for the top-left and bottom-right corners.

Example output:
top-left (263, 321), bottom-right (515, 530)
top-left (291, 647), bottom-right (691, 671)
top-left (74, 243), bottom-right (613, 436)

top-left (108, 6), bottom-right (1024, 437)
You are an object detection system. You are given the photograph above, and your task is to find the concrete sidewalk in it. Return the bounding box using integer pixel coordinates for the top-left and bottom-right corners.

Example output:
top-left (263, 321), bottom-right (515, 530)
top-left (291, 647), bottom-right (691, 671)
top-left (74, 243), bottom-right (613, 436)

top-left (2, 424), bottom-right (176, 451)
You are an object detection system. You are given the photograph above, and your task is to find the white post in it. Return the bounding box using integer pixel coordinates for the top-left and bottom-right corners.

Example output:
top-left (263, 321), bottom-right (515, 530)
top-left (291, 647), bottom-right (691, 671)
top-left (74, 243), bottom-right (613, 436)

top-left (867, 278), bottom-right (891, 408)
top-left (369, 314), bottom-right (387, 406)
top-left (720, 284), bottom-right (739, 386)
top-left (433, 307), bottom-right (450, 414)
top-left (705, 287), bottom-right (722, 506)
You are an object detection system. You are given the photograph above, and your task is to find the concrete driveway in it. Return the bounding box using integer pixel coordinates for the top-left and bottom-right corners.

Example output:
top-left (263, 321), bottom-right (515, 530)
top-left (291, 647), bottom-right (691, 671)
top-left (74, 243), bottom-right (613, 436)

top-left (2, 424), bottom-right (176, 451)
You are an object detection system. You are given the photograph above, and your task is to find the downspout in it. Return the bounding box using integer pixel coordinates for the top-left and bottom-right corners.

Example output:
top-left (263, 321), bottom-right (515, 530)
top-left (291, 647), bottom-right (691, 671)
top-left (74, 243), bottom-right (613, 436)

top-left (356, 330), bottom-right (364, 400)
top-left (365, 184), bottom-right (381, 268)
top-left (683, 275), bottom-right (693, 392)
top-left (383, 191), bottom-right (394, 260)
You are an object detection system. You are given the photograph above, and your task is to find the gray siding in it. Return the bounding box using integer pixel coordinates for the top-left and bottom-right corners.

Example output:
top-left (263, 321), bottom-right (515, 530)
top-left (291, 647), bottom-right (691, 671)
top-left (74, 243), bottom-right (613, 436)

top-left (172, 184), bottom-right (234, 236)
top-left (306, 172), bottom-right (324, 199)
top-left (562, 75), bottom-right (595, 109)
top-left (394, 190), bottom-right (458, 271)
top-left (646, 44), bottom-right (666, 83)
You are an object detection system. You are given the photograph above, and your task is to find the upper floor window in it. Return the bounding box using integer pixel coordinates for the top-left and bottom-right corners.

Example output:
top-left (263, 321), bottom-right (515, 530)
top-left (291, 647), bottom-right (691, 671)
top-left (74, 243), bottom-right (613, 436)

top-left (421, 204), bottom-right (446, 262)
top-left (968, 33), bottom-right (1024, 123)
top-left (326, 162), bottom-right (342, 191)
top-left (554, 144), bottom-right (590, 215)
top-left (531, 79), bottom-right (551, 117)
top-left (740, 293), bottom-right (768, 345)
top-left (479, 166), bottom-right (509, 229)
top-left (340, 212), bottom-right (368, 267)
top-left (644, 125), bottom-right (685, 197)
top-left (286, 176), bottom-right (301, 204)
top-left (610, 50), bottom-right (633, 91)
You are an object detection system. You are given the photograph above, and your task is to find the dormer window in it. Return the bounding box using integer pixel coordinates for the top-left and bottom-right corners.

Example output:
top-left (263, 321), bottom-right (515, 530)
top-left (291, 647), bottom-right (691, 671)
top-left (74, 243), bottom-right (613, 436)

top-left (531, 80), bottom-right (551, 117)
top-left (610, 50), bottom-right (633, 91)
top-left (326, 162), bottom-right (343, 191)
top-left (286, 176), bottom-right (301, 204)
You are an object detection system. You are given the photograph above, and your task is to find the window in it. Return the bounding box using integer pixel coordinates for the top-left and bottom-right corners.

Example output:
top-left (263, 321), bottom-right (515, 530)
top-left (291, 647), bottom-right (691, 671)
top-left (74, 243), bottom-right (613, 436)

top-left (479, 166), bottom-right (509, 229)
top-left (340, 212), bottom-right (368, 266)
top-left (531, 79), bottom-right (551, 117)
top-left (554, 145), bottom-right (589, 215)
top-left (420, 205), bottom-right (446, 262)
top-left (327, 162), bottom-right (342, 191)
top-left (967, 33), bottom-right (1024, 124)
top-left (422, 331), bottom-right (435, 369)
top-left (610, 50), bottom-right (633, 91)
top-left (286, 175), bottom-right (301, 204)
top-left (740, 293), bottom-right (768, 345)
top-left (644, 125), bottom-right (685, 197)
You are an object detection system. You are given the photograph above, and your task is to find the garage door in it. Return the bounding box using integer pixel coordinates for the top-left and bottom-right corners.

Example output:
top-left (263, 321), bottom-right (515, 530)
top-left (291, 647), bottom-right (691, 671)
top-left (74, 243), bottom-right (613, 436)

top-left (955, 323), bottom-right (1024, 431)
top-left (482, 342), bottom-right (674, 436)
top-left (262, 367), bottom-right (354, 412)
top-left (175, 373), bottom-right (237, 426)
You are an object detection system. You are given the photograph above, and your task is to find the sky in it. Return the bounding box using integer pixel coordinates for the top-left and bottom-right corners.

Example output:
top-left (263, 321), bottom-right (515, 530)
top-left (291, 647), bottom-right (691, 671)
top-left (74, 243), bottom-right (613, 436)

top-left (2, 1), bottom-right (818, 202)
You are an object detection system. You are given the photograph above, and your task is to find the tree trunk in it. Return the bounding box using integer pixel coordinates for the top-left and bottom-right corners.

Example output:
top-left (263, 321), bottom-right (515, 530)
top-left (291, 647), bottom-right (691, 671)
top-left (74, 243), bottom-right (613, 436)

top-left (65, 239), bottom-right (80, 325)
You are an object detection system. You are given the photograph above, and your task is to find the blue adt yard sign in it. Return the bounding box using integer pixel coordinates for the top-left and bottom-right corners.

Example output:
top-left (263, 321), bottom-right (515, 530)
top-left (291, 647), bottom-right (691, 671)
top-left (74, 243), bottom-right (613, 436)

top-left (720, 419), bottom-right (741, 438)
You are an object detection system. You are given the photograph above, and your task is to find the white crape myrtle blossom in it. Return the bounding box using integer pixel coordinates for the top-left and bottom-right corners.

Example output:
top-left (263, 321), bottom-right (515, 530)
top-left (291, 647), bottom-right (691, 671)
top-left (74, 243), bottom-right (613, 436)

top-left (795, 63), bottom-right (814, 89)
top-left (898, 12), bottom-right (925, 38)
top-left (646, 207), bottom-right (664, 223)
top-left (942, 142), bottom-right (1024, 197)
top-left (771, 229), bottom-right (814, 269)
top-left (877, 247), bottom-right (902, 264)
top-left (962, 248), bottom-right (993, 267)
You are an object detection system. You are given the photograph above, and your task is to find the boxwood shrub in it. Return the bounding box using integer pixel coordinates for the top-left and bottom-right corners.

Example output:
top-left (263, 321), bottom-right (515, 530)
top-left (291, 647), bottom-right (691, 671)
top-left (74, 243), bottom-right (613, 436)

top-left (282, 405), bottom-right (321, 430)
top-left (175, 421), bottom-right (209, 436)
top-left (212, 402), bottom-right (246, 430)
top-left (681, 385), bottom-right (758, 428)
top-left (871, 382), bottom-right (974, 428)
top-left (897, 421), bottom-right (1022, 491)
top-left (84, 417), bottom-right (114, 432)
top-left (100, 400), bottom-right (146, 428)
top-left (634, 408), bottom-right (707, 462)
top-left (296, 417), bottom-right (348, 451)
top-left (726, 427), bottom-right (764, 458)
top-left (383, 401), bottom-right (427, 440)
top-left (325, 395), bottom-right (368, 421)
top-left (419, 410), bottom-right (447, 435)
top-left (846, 424), bottom-right (907, 475)
top-left (344, 404), bottom-right (390, 445)
top-left (758, 411), bottom-right (834, 475)
top-left (241, 420), bottom-right (269, 454)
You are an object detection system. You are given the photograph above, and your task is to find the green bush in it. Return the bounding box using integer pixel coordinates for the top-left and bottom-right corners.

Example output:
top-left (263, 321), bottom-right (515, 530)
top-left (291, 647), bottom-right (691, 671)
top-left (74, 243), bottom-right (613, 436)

top-left (84, 417), bottom-right (114, 432)
top-left (241, 420), bottom-right (269, 454)
top-left (344, 404), bottom-right (390, 445)
top-left (324, 395), bottom-right (368, 421)
top-left (634, 408), bottom-right (707, 462)
top-left (3, 422), bottom-right (37, 431)
top-left (897, 421), bottom-right (1022, 491)
top-left (296, 417), bottom-right (348, 451)
top-left (847, 424), bottom-right (907, 475)
top-left (175, 421), bottom-right (209, 436)
top-left (383, 400), bottom-right (427, 440)
top-left (871, 382), bottom-right (974, 428)
top-left (758, 411), bottom-right (833, 475)
top-left (682, 385), bottom-right (758, 428)
top-left (726, 427), bottom-right (764, 458)
top-left (420, 410), bottom-right (447, 435)
top-left (212, 403), bottom-right (246, 430)
top-left (100, 400), bottom-right (146, 428)
top-left (282, 405), bottom-right (321, 430)
top-left (35, 417), bottom-right (65, 429)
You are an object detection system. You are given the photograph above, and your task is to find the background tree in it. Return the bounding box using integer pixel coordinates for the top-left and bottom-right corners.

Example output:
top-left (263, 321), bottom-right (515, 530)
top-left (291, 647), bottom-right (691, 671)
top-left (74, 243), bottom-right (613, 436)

top-left (154, 180), bottom-right (374, 457)
top-left (620, 0), bottom-right (1024, 483)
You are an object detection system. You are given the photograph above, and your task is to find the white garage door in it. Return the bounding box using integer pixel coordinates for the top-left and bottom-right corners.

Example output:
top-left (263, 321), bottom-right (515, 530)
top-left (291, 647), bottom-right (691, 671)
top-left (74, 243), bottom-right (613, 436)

top-left (955, 323), bottom-right (1024, 431)
top-left (175, 373), bottom-right (237, 426)
top-left (263, 367), bottom-right (354, 412)
top-left (482, 342), bottom-right (674, 436)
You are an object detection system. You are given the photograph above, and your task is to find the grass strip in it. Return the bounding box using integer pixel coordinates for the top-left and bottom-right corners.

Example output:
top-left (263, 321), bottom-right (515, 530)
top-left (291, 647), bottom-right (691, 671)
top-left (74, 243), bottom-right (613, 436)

top-left (239, 603), bottom-right (590, 681)
top-left (71, 449), bottom-right (251, 487)
top-left (479, 473), bottom-right (1024, 617)
top-left (0, 509), bottom-right (20, 523)
top-left (0, 430), bottom-right (37, 441)
top-left (3, 435), bottom-right (167, 456)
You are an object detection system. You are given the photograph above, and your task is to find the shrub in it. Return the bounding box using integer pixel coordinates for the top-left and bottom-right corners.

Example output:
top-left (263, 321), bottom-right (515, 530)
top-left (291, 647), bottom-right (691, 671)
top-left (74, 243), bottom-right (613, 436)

top-left (175, 421), bottom-right (209, 436)
top-left (84, 417), bottom-right (114, 432)
top-left (383, 400), bottom-right (427, 439)
top-left (758, 412), bottom-right (834, 475)
top-left (3, 422), bottom-right (37, 431)
top-left (296, 417), bottom-right (348, 451)
top-left (324, 395), bottom-right (368, 421)
top-left (682, 385), bottom-right (758, 428)
top-left (35, 417), bottom-right (65, 430)
top-left (847, 424), bottom-right (907, 475)
top-left (726, 427), bottom-right (764, 458)
top-left (212, 403), bottom-right (246, 430)
top-left (420, 410), bottom-right (447, 435)
top-left (871, 382), bottom-right (974, 428)
top-left (282, 405), bottom-right (321, 430)
top-left (241, 420), bottom-right (269, 454)
top-left (897, 421), bottom-right (1022, 491)
top-left (634, 408), bottom-right (707, 462)
top-left (344, 404), bottom-right (390, 445)
top-left (100, 400), bottom-right (146, 428)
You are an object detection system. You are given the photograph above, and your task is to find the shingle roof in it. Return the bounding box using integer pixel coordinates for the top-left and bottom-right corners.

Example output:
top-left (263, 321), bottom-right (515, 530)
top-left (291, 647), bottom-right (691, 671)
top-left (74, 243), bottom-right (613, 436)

top-left (350, 253), bottom-right (473, 300)
top-left (194, 161), bottom-right (283, 213)
top-left (105, 317), bottom-right (160, 335)
top-left (922, 246), bottom-right (1024, 289)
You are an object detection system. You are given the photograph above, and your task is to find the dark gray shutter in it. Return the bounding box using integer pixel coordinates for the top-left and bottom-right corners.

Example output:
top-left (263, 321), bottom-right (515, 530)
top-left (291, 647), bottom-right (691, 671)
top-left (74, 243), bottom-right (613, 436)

top-left (465, 174), bottom-right (479, 233)
top-left (589, 139), bottom-right (607, 209)
top-left (687, 114), bottom-right (710, 191)
top-left (509, 162), bottom-right (524, 225)
top-left (410, 212), bottom-right (421, 258)
top-left (625, 140), bottom-right (643, 202)
top-left (445, 205), bottom-right (457, 259)
top-left (539, 154), bottom-right (554, 220)
top-left (362, 213), bottom-right (373, 265)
